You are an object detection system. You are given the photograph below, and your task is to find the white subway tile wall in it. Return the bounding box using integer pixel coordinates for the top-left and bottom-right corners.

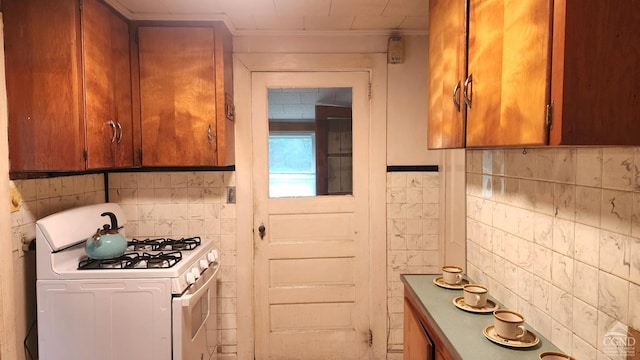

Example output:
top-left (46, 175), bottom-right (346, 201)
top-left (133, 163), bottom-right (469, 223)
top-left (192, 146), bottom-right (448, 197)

top-left (386, 171), bottom-right (441, 352)
top-left (466, 147), bottom-right (640, 359)
top-left (10, 174), bottom-right (105, 253)
top-left (108, 171), bottom-right (237, 356)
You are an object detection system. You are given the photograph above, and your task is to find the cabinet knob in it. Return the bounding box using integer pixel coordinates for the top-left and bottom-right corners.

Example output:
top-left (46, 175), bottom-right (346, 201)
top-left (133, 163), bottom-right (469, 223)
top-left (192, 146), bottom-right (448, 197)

top-left (207, 124), bottom-right (213, 145)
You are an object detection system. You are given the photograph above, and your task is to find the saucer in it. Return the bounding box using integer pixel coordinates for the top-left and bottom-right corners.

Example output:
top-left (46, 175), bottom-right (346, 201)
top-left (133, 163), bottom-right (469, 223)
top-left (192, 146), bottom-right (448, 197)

top-left (483, 325), bottom-right (539, 348)
top-left (453, 296), bottom-right (498, 313)
top-left (433, 276), bottom-right (469, 290)
top-left (539, 351), bottom-right (576, 360)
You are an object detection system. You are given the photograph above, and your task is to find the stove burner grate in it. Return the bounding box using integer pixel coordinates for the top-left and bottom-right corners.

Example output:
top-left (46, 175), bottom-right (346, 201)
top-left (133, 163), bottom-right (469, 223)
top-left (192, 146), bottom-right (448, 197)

top-left (78, 251), bottom-right (183, 270)
top-left (128, 236), bottom-right (201, 251)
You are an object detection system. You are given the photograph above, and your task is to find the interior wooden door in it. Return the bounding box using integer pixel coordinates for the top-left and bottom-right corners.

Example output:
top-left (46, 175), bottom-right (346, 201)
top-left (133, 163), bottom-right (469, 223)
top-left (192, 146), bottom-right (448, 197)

top-left (466, 0), bottom-right (552, 146)
top-left (83, 0), bottom-right (133, 169)
top-left (427, 0), bottom-right (466, 149)
top-left (252, 72), bottom-right (371, 359)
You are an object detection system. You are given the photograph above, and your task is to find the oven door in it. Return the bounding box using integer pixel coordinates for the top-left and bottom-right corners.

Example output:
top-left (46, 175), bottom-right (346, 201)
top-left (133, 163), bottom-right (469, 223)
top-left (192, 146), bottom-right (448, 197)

top-left (172, 264), bottom-right (219, 360)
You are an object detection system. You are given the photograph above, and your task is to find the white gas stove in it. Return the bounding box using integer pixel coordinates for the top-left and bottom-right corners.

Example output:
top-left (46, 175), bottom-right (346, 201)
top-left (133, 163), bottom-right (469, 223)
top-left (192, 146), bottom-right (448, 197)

top-left (35, 203), bottom-right (219, 360)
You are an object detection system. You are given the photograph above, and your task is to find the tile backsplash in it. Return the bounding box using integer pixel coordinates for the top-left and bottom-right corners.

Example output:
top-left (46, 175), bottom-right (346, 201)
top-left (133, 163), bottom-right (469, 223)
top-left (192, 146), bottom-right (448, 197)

top-left (386, 171), bottom-right (441, 353)
top-left (466, 147), bottom-right (640, 359)
top-left (108, 171), bottom-right (237, 356)
top-left (10, 174), bottom-right (105, 252)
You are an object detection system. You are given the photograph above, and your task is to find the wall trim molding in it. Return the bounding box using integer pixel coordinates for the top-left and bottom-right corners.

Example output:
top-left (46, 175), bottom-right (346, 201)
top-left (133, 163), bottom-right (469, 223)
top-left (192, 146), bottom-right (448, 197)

top-left (386, 165), bottom-right (438, 172)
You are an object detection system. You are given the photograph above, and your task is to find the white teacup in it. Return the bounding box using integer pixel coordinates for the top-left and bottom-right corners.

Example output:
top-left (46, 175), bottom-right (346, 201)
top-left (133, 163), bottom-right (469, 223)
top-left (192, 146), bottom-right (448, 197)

top-left (538, 352), bottom-right (576, 360)
top-left (441, 265), bottom-right (463, 285)
top-left (463, 284), bottom-right (488, 308)
top-left (493, 309), bottom-right (527, 340)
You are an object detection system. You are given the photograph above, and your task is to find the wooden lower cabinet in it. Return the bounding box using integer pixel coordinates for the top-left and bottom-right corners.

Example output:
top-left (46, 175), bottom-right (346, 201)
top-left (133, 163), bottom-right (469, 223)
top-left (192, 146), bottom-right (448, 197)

top-left (404, 292), bottom-right (457, 360)
top-left (404, 297), bottom-right (433, 359)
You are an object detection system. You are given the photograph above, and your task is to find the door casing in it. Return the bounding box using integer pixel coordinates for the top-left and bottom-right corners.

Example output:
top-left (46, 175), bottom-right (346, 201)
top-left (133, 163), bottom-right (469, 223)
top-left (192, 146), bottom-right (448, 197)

top-left (233, 53), bottom-right (388, 359)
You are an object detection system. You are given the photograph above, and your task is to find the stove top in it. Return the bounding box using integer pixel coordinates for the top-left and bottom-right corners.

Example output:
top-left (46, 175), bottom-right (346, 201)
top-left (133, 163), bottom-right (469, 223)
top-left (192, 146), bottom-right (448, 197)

top-left (36, 204), bottom-right (219, 294)
top-left (77, 237), bottom-right (202, 270)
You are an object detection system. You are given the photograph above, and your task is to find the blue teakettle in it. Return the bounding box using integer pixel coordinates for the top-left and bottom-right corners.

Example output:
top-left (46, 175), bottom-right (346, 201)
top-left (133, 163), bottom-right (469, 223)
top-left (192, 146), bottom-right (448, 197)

top-left (85, 212), bottom-right (127, 259)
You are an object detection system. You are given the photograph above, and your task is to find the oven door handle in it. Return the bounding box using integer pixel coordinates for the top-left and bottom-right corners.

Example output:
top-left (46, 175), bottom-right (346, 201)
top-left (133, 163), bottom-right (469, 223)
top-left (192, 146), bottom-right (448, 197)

top-left (180, 264), bottom-right (218, 308)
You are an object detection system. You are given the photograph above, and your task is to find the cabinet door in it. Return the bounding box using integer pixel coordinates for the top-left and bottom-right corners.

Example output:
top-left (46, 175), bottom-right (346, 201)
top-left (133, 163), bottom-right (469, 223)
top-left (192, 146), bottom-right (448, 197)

top-left (427, 0), bottom-right (466, 149)
top-left (550, 0), bottom-right (640, 145)
top-left (83, 0), bottom-right (134, 169)
top-left (466, 0), bottom-right (552, 147)
top-left (138, 26), bottom-right (217, 166)
top-left (4, 0), bottom-right (85, 172)
top-left (404, 298), bottom-right (433, 360)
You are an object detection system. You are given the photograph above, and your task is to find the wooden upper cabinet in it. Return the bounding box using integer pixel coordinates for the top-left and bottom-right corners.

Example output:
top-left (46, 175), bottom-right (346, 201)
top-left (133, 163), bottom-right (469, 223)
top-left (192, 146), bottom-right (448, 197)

top-left (550, 0), bottom-right (640, 145)
top-left (83, 0), bottom-right (135, 169)
top-left (3, 0), bottom-right (135, 173)
top-left (4, 0), bottom-right (85, 172)
top-left (427, 0), bottom-right (466, 149)
top-left (429, 0), bottom-right (640, 148)
top-left (466, 0), bottom-right (552, 147)
top-left (137, 23), bottom-right (234, 167)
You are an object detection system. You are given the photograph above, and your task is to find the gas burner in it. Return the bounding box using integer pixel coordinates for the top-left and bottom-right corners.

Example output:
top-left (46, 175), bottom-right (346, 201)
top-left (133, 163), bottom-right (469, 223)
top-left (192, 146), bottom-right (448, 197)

top-left (78, 251), bottom-right (183, 270)
top-left (128, 237), bottom-right (201, 252)
top-left (140, 251), bottom-right (182, 269)
top-left (78, 253), bottom-right (140, 269)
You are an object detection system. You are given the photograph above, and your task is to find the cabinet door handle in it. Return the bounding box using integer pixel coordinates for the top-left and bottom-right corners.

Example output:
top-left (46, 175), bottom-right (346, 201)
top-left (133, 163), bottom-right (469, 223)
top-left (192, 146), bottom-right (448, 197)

top-left (116, 122), bottom-right (123, 144)
top-left (207, 124), bottom-right (213, 145)
top-left (452, 81), bottom-right (461, 112)
top-left (463, 74), bottom-right (473, 108)
top-left (108, 120), bottom-right (117, 143)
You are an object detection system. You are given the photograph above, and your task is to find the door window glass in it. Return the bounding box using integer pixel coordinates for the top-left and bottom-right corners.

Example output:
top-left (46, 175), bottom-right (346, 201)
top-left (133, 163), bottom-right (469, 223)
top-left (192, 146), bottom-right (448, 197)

top-left (268, 88), bottom-right (353, 197)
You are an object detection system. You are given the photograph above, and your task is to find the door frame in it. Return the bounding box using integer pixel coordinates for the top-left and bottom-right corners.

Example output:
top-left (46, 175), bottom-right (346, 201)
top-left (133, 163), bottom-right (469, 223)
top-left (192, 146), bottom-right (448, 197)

top-left (234, 53), bottom-right (388, 360)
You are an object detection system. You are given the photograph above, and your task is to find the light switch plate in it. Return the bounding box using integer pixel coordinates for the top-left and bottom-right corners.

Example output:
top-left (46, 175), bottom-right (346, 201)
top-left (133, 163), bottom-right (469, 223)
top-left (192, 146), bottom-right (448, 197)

top-left (227, 186), bottom-right (236, 204)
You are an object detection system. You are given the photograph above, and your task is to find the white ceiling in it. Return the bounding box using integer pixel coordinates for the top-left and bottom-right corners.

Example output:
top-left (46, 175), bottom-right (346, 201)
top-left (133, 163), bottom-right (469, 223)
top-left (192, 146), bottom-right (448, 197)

top-left (104, 0), bottom-right (429, 33)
